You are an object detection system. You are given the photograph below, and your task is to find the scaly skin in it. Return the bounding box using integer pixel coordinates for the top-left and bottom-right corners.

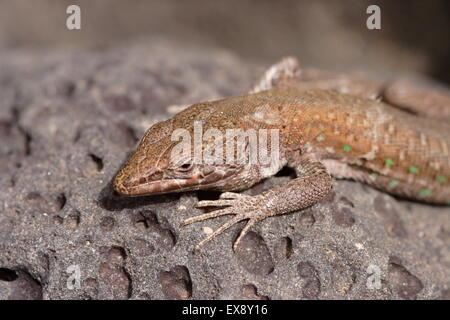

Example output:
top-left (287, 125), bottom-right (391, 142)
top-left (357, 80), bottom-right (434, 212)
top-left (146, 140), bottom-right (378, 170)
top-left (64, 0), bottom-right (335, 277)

top-left (113, 57), bottom-right (450, 251)
top-left (269, 89), bottom-right (450, 204)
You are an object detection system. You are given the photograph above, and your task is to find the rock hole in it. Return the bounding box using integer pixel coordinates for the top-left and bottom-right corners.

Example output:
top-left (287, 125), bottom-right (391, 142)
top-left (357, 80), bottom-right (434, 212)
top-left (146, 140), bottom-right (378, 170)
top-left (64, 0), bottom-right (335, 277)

top-left (242, 284), bottom-right (270, 300)
top-left (235, 232), bottom-right (275, 276)
top-left (388, 258), bottom-right (423, 299)
top-left (298, 210), bottom-right (316, 227)
top-left (22, 131), bottom-right (32, 156)
top-left (52, 215), bottom-right (64, 225)
top-left (339, 196), bottom-right (355, 207)
top-left (57, 193), bottom-right (67, 210)
top-left (284, 237), bottom-right (293, 259)
top-left (123, 268), bottom-right (133, 299)
top-left (65, 210), bottom-right (80, 229)
top-left (100, 216), bottom-right (116, 231)
top-left (60, 81), bottom-right (76, 97)
top-left (0, 268), bottom-right (18, 281)
top-left (89, 154), bottom-right (104, 172)
top-left (109, 246), bottom-right (127, 261)
top-left (159, 265), bottom-right (192, 300)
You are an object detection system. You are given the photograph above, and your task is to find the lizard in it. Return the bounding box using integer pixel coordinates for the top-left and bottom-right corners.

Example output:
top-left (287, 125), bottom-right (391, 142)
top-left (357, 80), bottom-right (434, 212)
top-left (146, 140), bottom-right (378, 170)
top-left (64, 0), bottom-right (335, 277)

top-left (113, 57), bottom-right (450, 251)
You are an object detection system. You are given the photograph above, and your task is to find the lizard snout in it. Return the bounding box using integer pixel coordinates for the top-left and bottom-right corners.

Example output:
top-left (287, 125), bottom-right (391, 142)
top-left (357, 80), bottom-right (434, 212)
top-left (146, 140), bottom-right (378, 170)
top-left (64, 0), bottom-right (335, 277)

top-left (113, 165), bottom-right (190, 196)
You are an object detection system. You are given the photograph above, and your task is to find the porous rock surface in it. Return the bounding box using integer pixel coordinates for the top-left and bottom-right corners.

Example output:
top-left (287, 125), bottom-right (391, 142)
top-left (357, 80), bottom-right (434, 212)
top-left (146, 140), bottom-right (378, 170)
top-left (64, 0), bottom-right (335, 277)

top-left (0, 41), bottom-right (449, 300)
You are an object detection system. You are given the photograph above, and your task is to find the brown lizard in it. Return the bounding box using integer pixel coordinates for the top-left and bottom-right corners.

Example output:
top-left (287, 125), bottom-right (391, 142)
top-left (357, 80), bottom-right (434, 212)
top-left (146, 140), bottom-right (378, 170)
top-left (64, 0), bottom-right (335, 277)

top-left (113, 57), bottom-right (450, 251)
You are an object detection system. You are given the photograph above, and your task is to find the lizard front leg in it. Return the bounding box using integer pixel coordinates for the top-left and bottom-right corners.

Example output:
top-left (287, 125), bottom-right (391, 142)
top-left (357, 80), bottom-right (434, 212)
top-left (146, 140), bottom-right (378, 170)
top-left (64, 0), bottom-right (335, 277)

top-left (181, 158), bottom-right (332, 251)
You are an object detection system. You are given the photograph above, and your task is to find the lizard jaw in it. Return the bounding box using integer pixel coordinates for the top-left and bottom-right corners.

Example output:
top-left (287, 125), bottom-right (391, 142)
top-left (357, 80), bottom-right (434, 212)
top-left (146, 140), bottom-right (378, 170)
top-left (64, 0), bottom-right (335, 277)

top-left (113, 162), bottom-right (240, 196)
top-left (114, 171), bottom-right (207, 196)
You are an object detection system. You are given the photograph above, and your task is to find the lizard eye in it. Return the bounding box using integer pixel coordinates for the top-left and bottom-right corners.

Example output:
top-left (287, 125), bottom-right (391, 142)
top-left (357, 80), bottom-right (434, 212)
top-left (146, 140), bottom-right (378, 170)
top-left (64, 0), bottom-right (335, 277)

top-left (179, 162), bottom-right (193, 171)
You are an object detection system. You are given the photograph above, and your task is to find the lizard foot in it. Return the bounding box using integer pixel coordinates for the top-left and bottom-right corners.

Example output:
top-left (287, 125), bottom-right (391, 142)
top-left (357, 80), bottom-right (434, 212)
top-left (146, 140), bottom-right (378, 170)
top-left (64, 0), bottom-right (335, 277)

top-left (181, 192), bottom-right (268, 252)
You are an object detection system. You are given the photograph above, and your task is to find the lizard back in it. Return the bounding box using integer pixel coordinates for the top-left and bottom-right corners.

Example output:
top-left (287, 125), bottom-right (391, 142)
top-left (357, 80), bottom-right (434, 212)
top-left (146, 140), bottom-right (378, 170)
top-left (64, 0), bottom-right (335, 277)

top-left (217, 89), bottom-right (450, 204)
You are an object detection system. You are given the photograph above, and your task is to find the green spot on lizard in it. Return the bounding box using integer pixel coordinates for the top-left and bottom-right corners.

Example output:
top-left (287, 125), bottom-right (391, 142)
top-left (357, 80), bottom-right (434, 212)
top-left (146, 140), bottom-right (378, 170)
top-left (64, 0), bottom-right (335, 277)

top-left (385, 158), bottom-right (395, 167)
top-left (342, 144), bottom-right (351, 153)
top-left (409, 166), bottom-right (419, 174)
top-left (388, 180), bottom-right (399, 189)
top-left (436, 175), bottom-right (447, 184)
top-left (418, 188), bottom-right (432, 198)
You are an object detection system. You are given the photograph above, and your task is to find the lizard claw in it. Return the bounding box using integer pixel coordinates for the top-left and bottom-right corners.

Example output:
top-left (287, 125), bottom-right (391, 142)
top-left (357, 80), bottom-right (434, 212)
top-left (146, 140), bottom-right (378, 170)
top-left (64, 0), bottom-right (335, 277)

top-left (181, 193), bottom-right (266, 252)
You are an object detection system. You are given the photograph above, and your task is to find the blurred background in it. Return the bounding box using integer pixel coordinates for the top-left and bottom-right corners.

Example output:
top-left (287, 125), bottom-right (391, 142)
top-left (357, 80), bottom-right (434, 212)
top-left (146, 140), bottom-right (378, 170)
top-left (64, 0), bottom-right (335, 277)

top-left (0, 0), bottom-right (448, 83)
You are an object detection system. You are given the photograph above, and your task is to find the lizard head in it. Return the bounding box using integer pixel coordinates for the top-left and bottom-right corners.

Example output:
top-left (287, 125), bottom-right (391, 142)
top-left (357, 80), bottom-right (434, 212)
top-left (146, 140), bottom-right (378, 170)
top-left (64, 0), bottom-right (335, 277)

top-left (113, 105), bottom-right (258, 196)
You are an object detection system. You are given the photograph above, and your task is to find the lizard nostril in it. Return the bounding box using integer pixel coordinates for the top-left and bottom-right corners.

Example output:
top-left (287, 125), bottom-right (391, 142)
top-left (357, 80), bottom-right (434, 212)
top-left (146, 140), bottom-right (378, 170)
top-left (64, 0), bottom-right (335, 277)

top-left (138, 177), bottom-right (147, 184)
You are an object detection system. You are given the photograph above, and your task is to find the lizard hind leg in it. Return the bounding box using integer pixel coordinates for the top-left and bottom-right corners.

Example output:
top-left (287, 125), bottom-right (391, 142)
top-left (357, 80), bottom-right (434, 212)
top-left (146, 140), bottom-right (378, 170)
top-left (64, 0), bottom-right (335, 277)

top-left (249, 56), bottom-right (301, 93)
top-left (383, 78), bottom-right (450, 120)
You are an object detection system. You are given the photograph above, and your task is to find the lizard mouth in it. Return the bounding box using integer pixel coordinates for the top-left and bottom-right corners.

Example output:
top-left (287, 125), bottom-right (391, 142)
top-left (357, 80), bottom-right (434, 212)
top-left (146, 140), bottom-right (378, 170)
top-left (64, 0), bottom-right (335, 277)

top-left (113, 171), bottom-right (222, 196)
top-left (116, 178), bottom-right (200, 196)
top-left (113, 162), bottom-right (240, 197)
